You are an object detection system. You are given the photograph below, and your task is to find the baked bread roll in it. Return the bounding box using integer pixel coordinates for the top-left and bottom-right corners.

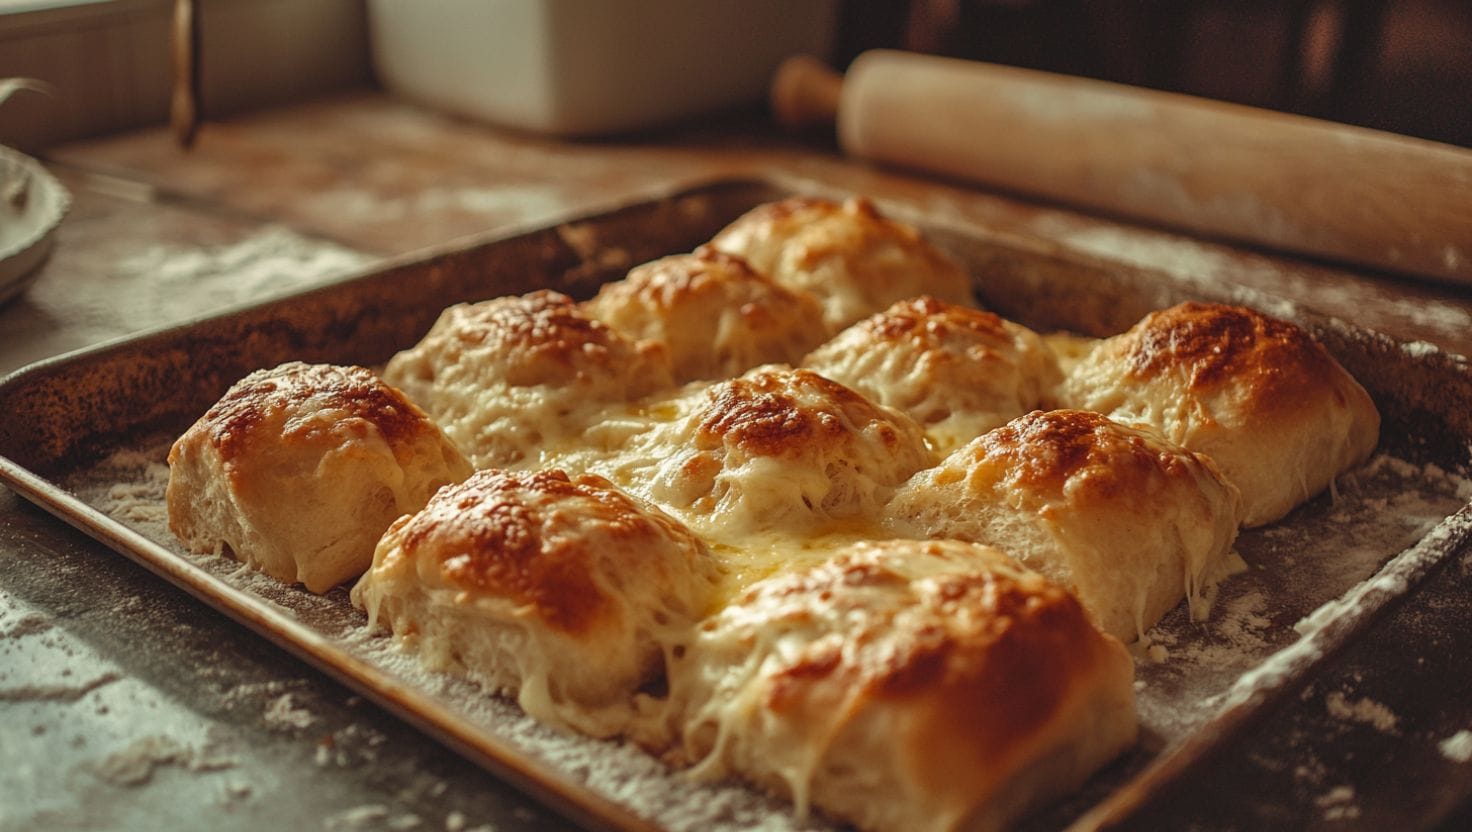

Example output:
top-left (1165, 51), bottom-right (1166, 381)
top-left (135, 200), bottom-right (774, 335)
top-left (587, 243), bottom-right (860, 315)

top-left (582, 246), bottom-right (827, 383)
top-left (884, 410), bottom-right (1241, 641)
top-left (382, 290), bottom-right (673, 469)
top-left (632, 366), bottom-right (932, 538)
top-left (670, 538), bottom-right (1136, 832)
top-left (166, 362), bottom-right (472, 593)
top-left (1061, 302), bottom-right (1380, 526)
top-left (351, 469), bottom-right (719, 738)
top-left (710, 196), bottom-right (975, 331)
top-left (803, 296), bottom-right (1063, 452)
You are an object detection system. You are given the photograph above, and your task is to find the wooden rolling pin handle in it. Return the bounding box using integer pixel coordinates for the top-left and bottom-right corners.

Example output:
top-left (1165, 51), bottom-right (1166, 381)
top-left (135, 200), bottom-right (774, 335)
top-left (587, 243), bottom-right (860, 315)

top-left (770, 54), bottom-right (843, 132)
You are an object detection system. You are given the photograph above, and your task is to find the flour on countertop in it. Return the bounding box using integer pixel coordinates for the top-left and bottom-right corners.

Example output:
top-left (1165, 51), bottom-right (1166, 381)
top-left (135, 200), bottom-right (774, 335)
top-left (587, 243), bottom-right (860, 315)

top-left (263, 693), bottom-right (318, 732)
top-left (92, 734), bottom-right (238, 787)
top-left (111, 227), bottom-right (370, 325)
top-left (318, 805), bottom-right (426, 832)
top-left (323, 804), bottom-right (390, 831)
top-left (309, 185), bottom-right (569, 228)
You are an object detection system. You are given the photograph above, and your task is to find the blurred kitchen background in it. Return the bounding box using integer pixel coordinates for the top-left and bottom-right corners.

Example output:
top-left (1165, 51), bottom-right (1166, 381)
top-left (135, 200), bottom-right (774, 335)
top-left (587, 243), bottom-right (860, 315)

top-left (1, 0), bottom-right (1469, 152)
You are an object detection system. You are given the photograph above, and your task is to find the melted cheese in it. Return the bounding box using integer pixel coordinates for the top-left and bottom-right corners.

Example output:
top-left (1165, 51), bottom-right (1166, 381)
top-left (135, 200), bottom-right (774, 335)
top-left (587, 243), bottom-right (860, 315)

top-left (804, 297), bottom-right (1064, 453)
top-left (351, 469), bottom-right (720, 739)
top-left (704, 519), bottom-right (889, 611)
top-left (382, 291), bottom-right (673, 469)
top-left (667, 539), bottom-right (1138, 832)
top-left (582, 247), bottom-right (827, 383)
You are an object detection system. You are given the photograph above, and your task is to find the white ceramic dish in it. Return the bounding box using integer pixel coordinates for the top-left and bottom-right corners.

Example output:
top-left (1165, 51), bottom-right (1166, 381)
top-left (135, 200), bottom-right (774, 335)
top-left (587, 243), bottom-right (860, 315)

top-left (0, 145), bottom-right (68, 306)
top-left (368, 0), bottom-right (838, 136)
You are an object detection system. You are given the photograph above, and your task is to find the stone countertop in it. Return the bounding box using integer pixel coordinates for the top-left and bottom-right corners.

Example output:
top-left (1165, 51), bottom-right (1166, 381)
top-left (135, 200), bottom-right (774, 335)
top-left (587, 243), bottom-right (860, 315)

top-left (4, 91), bottom-right (1472, 832)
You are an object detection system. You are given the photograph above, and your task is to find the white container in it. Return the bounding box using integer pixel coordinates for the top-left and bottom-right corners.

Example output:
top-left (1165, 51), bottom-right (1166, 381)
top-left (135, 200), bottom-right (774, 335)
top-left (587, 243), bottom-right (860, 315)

top-left (368, 0), bottom-right (838, 136)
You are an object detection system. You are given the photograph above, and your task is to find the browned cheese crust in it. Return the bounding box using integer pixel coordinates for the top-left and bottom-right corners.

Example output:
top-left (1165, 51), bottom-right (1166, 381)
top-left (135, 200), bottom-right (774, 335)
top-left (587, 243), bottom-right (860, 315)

top-left (672, 539), bottom-right (1136, 832)
top-left (383, 470), bottom-right (702, 634)
top-left (804, 295), bottom-right (1063, 452)
top-left (640, 367), bottom-right (932, 536)
top-left (352, 469), bottom-right (719, 737)
top-left (1062, 302), bottom-right (1380, 526)
top-left (382, 290), bottom-right (673, 468)
top-left (583, 245), bottom-right (827, 383)
top-left (710, 197), bottom-right (975, 331)
top-left (886, 409), bottom-right (1241, 640)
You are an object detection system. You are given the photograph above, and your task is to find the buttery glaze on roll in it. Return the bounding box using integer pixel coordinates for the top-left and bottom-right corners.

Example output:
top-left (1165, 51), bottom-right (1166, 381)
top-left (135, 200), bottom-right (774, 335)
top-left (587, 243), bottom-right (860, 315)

top-left (583, 246), bottom-right (827, 383)
top-left (885, 409), bottom-right (1241, 641)
top-left (382, 290), bottom-right (673, 469)
top-left (1061, 302), bottom-right (1380, 526)
top-left (166, 362), bottom-right (472, 593)
top-left (669, 539), bottom-right (1137, 832)
top-left (804, 295), bottom-right (1064, 452)
top-left (351, 469), bottom-right (720, 738)
top-left (710, 196), bottom-right (975, 331)
top-left (630, 366), bottom-right (933, 539)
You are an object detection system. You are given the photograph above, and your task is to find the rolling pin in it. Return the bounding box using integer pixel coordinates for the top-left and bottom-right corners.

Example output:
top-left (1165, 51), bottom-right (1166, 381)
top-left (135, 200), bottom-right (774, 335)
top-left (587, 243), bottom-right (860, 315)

top-left (772, 50), bottom-right (1472, 286)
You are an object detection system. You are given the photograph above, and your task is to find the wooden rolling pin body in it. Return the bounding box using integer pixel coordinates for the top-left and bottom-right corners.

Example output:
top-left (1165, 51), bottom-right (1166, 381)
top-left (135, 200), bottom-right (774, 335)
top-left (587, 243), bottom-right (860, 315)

top-left (781, 50), bottom-right (1472, 285)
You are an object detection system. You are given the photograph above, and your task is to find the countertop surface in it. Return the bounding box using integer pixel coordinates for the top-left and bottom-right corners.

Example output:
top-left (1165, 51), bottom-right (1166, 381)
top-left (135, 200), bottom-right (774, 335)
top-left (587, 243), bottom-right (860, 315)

top-left (4, 91), bottom-right (1472, 832)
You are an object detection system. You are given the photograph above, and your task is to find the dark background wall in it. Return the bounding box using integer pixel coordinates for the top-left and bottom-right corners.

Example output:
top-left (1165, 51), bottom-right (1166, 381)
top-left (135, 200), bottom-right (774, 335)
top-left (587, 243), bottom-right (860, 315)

top-left (835, 0), bottom-right (1472, 148)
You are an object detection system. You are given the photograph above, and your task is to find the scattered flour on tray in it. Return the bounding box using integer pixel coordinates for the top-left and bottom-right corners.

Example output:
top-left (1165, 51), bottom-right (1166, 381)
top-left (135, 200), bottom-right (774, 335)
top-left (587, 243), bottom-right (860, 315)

top-left (1439, 730), bottom-right (1472, 763)
top-left (1324, 692), bottom-right (1399, 733)
top-left (1314, 785), bottom-right (1360, 821)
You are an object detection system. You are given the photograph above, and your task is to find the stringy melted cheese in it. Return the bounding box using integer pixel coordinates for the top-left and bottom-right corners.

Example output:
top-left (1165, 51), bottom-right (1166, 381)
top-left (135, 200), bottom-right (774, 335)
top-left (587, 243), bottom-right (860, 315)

top-left (803, 296), bottom-right (1064, 454)
top-left (351, 469), bottom-right (721, 738)
top-left (667, 539), bottom-right (1137, 832)
top-left (382, 290), bottom-right (673, 470)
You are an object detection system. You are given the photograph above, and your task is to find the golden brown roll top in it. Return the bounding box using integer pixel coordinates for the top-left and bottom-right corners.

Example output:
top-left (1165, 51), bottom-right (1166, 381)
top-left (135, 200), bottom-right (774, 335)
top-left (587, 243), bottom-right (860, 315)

top-left (669, 539), bottom-right (1136, 832)
top-left (885, 409), bottom-right (1241, 641)
top-left (710, 196), bottom-right (975, 331)
top-left (166, 362), bottom-right (472, 593)
top-left (633, 366), bottom-right (933, 538)
top-left (351, 468), bottom-right (720, 738)
top-left (382, 290), bottom-right (674, 469)
top-left (1062, 301), bottom-right (1380, 526)
top-left (804, 296), bottom-right (1063, 452)
top-left (582, 246), bottom-right (827, 383)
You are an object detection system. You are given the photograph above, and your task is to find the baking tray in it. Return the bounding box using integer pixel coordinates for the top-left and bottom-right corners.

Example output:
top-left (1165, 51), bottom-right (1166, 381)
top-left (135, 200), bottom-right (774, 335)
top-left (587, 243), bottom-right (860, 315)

top-left (3, 177), bottom-right (1471, 830)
